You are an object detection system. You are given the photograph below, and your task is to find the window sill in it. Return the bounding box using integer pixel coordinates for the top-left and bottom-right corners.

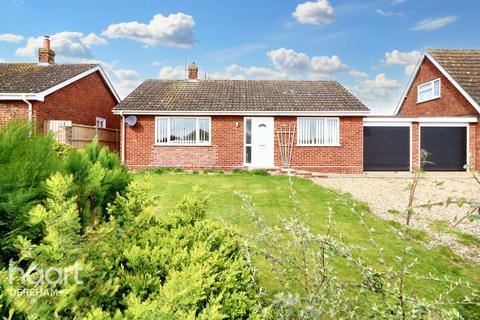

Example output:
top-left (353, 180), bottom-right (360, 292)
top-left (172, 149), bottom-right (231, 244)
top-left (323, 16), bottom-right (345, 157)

top-left (417, 96), bottom-right (441, 104)
top-left (154, 143), bottom-right (212, 147)
top-left (296, 144), bottom-right (342, 147)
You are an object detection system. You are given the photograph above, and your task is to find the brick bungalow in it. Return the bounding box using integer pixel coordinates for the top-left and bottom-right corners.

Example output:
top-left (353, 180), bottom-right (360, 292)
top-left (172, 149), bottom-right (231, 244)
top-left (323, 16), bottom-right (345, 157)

top-left (114, 63), bottom-right (370, 173)
top-left (0, 36), bottom-right (120, 131)
top-left (365, 49), bottom-right (480, 172)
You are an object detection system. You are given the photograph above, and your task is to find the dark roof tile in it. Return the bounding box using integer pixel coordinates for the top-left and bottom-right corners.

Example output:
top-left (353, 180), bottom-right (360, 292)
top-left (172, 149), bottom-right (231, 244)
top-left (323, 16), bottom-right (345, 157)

top-left (114, 80), bottom-right (368, 112)
top-left (0, 63), bottom-right (98, 93)
top-left (428, 49), bottom-right (480, 105)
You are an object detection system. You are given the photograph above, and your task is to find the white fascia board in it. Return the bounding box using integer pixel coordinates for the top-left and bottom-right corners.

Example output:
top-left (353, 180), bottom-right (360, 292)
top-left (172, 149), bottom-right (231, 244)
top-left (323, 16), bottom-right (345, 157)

top-left (418, 116), bottom-right (477, 123)
top-left (112, 110), bottom-right (370, 116)
top-left (365, 117), bottom-right (414, 123)
top-left (424, 52), bottom-right (480, 114)
top-left (419, 122), bottom-right (471, 127)
top-left (393, 51), bottom-right (480, 115)
top-left (0, 93), bottom-right (43, 101)
top-left (38, 66), bottom-right (121, 103)
top-left (0, 65), bottom-right (121, 103)
top-left (364, 116), bottom-right (478, 124)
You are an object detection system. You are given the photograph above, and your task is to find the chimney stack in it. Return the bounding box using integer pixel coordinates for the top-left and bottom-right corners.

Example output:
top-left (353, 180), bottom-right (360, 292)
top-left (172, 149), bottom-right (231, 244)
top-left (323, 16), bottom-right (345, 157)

top-left (38, 36), bottom-right (55, 65)
top-left (187, 62), bottom-right (198, 80)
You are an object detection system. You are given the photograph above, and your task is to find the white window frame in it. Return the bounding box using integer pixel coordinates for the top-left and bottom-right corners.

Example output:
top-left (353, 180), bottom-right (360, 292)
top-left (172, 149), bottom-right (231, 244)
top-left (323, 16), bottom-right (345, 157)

top-left (297, 117), bottom-right (340, 147)
top-left (417, 78), bottom-right (441, 103)
top-left (154, 116), bottom-right (211, 146)
top-left (95, 117), bottom-right (106, 128)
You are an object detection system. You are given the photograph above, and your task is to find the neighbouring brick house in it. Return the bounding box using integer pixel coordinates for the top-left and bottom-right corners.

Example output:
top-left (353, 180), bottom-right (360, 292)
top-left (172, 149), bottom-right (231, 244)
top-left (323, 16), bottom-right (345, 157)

top-left (114, 63), bottom-right (370, 173)
top-left (364, 49), bottom-right (480, 172)
top-left (0, 36), bottom-right (120, 131)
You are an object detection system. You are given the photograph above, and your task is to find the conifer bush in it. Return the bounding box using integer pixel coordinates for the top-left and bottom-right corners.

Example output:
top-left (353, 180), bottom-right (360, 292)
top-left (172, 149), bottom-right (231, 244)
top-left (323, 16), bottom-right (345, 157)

top-left (0, 121), bottom-right (60, 265)
top-left (3, 175), bottom-right (263, 319)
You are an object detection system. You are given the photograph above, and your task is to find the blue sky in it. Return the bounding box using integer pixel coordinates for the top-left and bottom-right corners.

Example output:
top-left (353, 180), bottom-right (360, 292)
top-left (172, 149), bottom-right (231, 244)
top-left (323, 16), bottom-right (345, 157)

top-left (0, 0), bottom-right (478, 114)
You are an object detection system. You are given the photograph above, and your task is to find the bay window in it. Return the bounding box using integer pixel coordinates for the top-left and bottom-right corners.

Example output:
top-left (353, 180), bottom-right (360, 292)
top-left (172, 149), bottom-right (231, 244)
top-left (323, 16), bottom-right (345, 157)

top-left (155, 117), bottom-right (211, 145)
top-left (297, 118), bottom-right (340, 146)
top-left (417, 78), bottom-right (441, 103)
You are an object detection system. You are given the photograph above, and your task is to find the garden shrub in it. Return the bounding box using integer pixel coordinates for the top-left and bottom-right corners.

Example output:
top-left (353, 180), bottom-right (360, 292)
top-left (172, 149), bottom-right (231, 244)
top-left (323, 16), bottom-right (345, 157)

top-left (0, 122), bottom-right (131, 265)
top-left (0, 121), bottom-right (61, 265)
top-left (3, 174), bottom-right (264, 319)
top-left (64, 138), bottom-right (131, 226)
top-left (53, 141), bottom-right (75, 160)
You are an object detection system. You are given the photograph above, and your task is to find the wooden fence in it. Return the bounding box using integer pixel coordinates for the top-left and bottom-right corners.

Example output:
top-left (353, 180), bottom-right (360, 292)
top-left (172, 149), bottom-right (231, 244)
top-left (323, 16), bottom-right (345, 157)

top-left (45, 120), bottom-right (120, 152)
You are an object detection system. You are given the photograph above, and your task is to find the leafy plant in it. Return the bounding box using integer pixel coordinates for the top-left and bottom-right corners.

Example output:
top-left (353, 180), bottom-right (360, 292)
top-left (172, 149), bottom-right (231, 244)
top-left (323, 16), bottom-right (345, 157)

top-left (3, 175), bottom-right (264, 319)
top-left (64, 138), bottom-right (131, 226)
top-left (0, 121), bottom-right (61, 265)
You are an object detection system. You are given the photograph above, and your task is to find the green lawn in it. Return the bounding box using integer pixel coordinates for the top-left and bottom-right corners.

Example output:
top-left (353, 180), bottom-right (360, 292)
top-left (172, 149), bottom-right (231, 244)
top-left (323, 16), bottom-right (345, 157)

top-left (136, 171), bottom-right (480, 316)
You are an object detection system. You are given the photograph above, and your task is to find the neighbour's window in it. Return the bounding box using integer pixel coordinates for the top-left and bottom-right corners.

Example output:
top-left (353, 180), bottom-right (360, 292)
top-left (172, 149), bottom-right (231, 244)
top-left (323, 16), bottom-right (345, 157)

top-left (297, 118), bottom-right (339, 146)
top-left (417, 78), bottom-right (440, 103)
top-left (155, 117), bottom-right (211, 145)
top-left (96, 117), bottom-right (106, 128)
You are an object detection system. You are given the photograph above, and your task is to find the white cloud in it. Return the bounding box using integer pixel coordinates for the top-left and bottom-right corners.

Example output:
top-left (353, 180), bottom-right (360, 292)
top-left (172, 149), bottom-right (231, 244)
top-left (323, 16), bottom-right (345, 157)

top-left (267, 48), bottom-right (347, 78)
top-left (15, 32), bottom-right (107, 60)
top-left (376, 9), bottom-right (404, 17)
top-left (158, 66), bottom-right (186, 79)
top-left (390, 0), bottom-right (404, 4)
top-left (293, 0), bottom-right (334, 25)
top-left (268, 48), bottom-right (310, 72)
top-left (382, 49), bottom-right (421, 75)
top-left (103, 13), bottom-right (195, 48)
top-left (99, 61), bottom-right (142, 98)
top-left (349, 70), bottom-right (368, 78)
top-left (351, 73), bottom-right (403, 114)
top-left (411, 16), bottom-right (457, 31)
top-left (157, 64), bottom-right (286, 80)
top-left (83, 33), bottom-right (108, 46)
top-left (0, 33), bottom-right (24, 43)
top-left (211, 64), bottom-right (286, 80)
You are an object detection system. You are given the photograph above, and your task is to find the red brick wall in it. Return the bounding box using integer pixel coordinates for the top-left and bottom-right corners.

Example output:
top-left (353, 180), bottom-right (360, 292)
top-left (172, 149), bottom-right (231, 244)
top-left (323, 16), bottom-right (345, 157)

top-left (124, 115), bottom-right (364, 173)
top-left (398, 58), bottom-right (477, 117)
top-left (33, 71), bottom-right (119, 131)
top-left (124, 115), bottom-right (244, 169)
top-left (397, 57), bottom-right (480, 171)
top-left (0, 101), bottom-right (28, 129)
top-left (275, 116), bottom-right (363, 173)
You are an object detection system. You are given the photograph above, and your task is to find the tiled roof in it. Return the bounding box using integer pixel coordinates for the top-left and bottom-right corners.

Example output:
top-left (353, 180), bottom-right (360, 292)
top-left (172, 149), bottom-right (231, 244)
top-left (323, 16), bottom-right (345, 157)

top-left (0, 63), bottom-right (98, 93)
top-left (428, 49), bottom-right (480, 105)
top-left (114, 80), bottom-right (369, 113)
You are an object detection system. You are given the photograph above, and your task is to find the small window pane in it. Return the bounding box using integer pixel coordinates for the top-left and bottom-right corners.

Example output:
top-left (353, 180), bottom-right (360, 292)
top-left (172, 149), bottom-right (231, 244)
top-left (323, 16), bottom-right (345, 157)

top-left (245, 146), bottom-right (252, 164)
top-left (170, 118), bottom-right (196, 144)
top-left (198, 119), bottom-right (210, 143)
top-left (433, 79), bottom-right (440, 96)
top-left (298, 118), bottom-right (339, 146)
top-left (156, 118), bottom-right (168, 144)
top-left (246, 119), bottom-right (252, 144)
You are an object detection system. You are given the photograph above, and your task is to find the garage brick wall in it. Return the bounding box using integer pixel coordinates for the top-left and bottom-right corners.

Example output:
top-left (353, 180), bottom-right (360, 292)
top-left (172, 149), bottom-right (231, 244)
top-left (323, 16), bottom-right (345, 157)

top-left (123, 115), bottom-right (364, 173)
top-left (398, 58), bottom-right (478, 117)
top-left (397, 57), bottom-right (479, 172)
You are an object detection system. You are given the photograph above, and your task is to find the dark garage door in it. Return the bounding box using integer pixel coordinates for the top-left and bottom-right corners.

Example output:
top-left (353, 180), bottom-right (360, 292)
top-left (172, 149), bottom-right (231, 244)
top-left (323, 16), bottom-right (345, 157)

top-left (364, 126), bottom-right (410, 171)
top-left (421, 127), bottom-right (467, 171)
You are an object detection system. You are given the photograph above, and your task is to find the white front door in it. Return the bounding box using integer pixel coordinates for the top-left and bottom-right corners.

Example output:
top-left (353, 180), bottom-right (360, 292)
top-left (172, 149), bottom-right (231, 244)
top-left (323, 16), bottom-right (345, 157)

top-left (245, 117), bottom-right (274, 168)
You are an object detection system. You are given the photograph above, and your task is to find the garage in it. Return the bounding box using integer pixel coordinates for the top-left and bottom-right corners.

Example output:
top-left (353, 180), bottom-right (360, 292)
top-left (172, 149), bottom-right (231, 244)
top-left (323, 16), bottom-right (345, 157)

top-left (420, 126), bottom-right (467, 171)
top-left (364, 125), bottom-right (410, 171)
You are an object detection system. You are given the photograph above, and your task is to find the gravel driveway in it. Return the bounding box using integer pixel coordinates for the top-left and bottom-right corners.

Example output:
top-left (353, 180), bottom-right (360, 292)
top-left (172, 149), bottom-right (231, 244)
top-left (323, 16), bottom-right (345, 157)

top-left (312, 172), bottom-right (480, 262)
